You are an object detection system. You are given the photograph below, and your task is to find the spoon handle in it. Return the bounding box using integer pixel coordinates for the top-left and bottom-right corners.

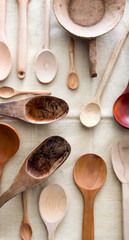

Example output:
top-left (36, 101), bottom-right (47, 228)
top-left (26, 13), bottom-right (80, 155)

top-left (22, 191), bottom-right (28, 222)
top-left (89, 38), bottom-right (97, 78)
top-left (69, 38), bottom-right (75, 70)
top-left (122, 183), bottom-right (129, 240)
top-left (44, 0), bottom-right (50, 49)
top-left (0, 0), bottom-right (6, 41)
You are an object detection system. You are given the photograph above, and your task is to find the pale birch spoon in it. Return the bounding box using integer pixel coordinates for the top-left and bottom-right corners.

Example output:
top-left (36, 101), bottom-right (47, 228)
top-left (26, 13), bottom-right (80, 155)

top-left (20, 191), bottom-right (32, 240)
top-left (0, 0), bottom-right (12, 81)
top-left (0, 136), bottom-right (71, 207)
top-left (17, 0), bottom-right (30, 79)
top-left (67, 38), bottom-right (79, 90)
top-left (80, 24), bottom-right (129, 128)
top-left (112, 140), bottom-right (129, 240)
top-left (0, 86), bottom-right (51, 99)
top-left (39, 184), bottom-right (67, 240)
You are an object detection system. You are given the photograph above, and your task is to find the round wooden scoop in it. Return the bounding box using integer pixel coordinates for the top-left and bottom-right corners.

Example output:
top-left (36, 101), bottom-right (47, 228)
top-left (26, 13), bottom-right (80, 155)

top-left (74, 154), bottom-right (107, 240)
top-left (0, 123), bottom-right (20, 178)
top-left (0, 136), bottom-right (71, 207)
top-left (39, 184), bottom-right (67, 240)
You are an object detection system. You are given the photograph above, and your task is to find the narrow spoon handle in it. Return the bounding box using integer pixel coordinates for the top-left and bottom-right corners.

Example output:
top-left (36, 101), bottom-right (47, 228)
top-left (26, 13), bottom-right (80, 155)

top-left (48, 227), bottom-right (56, 240)
top-left (69, 38), bottom-right (75, 70)
top-left (122, 183), bottom-right (129, 240)
top-left (18, 90), bottom-right (51, 95)
top-left (0, 0), bottom-right (6, 41)
top-left (44, 0), bottom-right (50, 49)
top-left (22, 191), bottom-right (28, 221)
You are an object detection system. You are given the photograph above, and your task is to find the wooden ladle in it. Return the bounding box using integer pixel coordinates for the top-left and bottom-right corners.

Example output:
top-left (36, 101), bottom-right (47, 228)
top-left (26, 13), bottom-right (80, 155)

top-left (0, 123), bottom-right (20, 178)
top-left (112, 140), bottom-right (129, 240)
top-left (74, 154), bottom-right (107, 240)
top-left (39, 184), bottom-right (67, 240)
top-left (0, 136), bottom-right (71, 207)
top-left (0, 95), bottom-right (69, 124)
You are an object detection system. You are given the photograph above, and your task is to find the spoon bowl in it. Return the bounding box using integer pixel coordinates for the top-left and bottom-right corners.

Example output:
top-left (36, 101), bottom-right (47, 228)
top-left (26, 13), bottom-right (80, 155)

top-left (0, 42), bottom-right (12, 80)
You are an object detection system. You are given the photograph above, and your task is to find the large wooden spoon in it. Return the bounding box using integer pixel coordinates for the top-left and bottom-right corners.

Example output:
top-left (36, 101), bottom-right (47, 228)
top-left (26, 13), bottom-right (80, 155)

top-left (0, 136), bottom-right (71, 207)
top-left (0, 123), bottom-right (20, 178)
top-left (74, 154), bottom-right (107, 240)
top-left (112, 140), bottom-right (129, 240)
top-left (39, 184), bottom-right (67, 240)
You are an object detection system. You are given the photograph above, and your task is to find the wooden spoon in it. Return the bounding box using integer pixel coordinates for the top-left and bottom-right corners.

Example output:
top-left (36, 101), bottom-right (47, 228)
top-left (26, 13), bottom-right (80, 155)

top-left (74, 154), bottom-right (107, 240)
top-left (35, 0), bottom-right (57, 84)
top-left (0, 136), bottom-right (71, 207)
top-left (20, 191), bottom-right (32, 240)
top-left (67, 38), bottom-right (79, 90)
top-left (80, 24), bottom-right (129, 128)
top-left (0, 95), bottom-right (69, 124)
top-left (0, 86), bottom-right (51, 99)
top-left (39, 184), bottom-right (67, 240)
top-left (0, 123), bottom-right (20, 178)
top-left (17, 0), bottom-right (30, 79)
top-left (112, 140), bottom-right (129, 240)
top-left (0, 0), bottom-right (12, 81)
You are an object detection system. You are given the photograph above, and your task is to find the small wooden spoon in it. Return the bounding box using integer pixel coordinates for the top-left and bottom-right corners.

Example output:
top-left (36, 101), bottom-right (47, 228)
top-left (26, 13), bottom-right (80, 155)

top-left (0, 136), bottom-right (71, 207)
top-left (0, 123), bottom-right (20, 178)
top-left (20, 191), bottom-right (32, 240)
top-left (67, 38), bottom-right (79, 90)
top-left (0, 95), bottom-right (69, 124)
top-left (0, 86), bottom-right (51, 99)
top-left (112, 140), bottom-right (129, 240)
top-left (74, 154), bottom-right (107, 240)
top-left (80, 25), bottom-right (129, 128)
top-left (39, 184), bottom-right (67, 240)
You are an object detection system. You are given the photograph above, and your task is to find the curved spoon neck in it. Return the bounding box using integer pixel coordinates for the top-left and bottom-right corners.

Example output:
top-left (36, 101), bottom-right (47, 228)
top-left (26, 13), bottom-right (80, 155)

top-left (47, 225), bottom-right (56, 240)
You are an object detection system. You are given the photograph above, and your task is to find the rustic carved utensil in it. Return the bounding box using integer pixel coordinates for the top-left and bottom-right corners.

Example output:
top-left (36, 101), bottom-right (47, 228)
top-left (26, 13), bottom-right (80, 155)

top-left (0, 0), bottom-right (12, 81)
top-left (17, 0), bottom-right (30, 79)
top-left (80, 25), bottom-right (129, 128)
top-left (20, 191), bottom-right (32, 240)
top-left (39, 184), bottom-right (67, 240)
top-left (35, 0), bottom-right (57, 83)
top-left (0, 123), bottom-right (20, 178)
top-left (74, 154), bottom-right (107, 240)
top-left (112, 140), bottom-right (129, 240)
top-left (67, 38), bottom-right (79, 90)
top-left (53, 0), bottom-right (125, 77)
top-left (0, 95), bottom-right (69, 124)
top-left (0, 136), bottom-right (71, 207)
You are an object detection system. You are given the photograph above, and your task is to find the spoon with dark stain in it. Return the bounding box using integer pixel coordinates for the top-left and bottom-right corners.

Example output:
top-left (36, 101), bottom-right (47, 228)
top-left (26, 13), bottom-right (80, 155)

top-left (0, 136), bottom-right (71, 207)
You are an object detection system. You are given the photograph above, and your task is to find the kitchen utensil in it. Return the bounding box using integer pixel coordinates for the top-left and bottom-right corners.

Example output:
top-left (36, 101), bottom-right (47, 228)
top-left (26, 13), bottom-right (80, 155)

top-left (80, 25), bottom-right (129, 128)
top-left (39, 184), bottom-right (67, 240)
top-left (53, 0), bottom-right (125, 77)
top-left (112, 140), bottom-right (129, 240)
top-left (0, 95), bottom-right (69, 124)
top-left (113, 81), bottom-right (129, 128)
top-left (20, 191), bottom-right (32, 240)
top-left (17, 0), bottom-right (30, 79)
top-left (35, 0), bottom-right (57, 83)
top-left (0, 123), bottom-right (20, 178)
top-left (0, 86), bottom-right (51, 99)
top-left (74, 153), bottom-right (107, 240)
top-left (0, 136), bottom-right (71, 207)
top-left (67, 38), bottom-right (79, 90)
top-left (0, 0), bottom-right (12, 81)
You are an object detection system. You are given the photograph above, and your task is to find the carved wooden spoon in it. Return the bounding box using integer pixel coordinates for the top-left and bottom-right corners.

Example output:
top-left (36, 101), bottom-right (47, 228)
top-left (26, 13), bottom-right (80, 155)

top-left (74, 154), bottom-right (107, 240)
top-left (39, 184), bottom-right (67, 240)
top-left (0, 136), bottom-right (71, 207)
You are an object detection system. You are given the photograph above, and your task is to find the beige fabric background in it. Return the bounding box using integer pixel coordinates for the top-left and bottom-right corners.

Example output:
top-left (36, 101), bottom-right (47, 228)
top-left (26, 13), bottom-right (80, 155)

top-left (1, 0), bottom-right (129, 239)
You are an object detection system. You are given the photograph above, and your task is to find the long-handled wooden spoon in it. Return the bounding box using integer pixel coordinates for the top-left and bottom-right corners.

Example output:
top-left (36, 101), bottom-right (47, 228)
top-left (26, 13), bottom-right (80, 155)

top-left (0, 136), bottom-right (71, 207)
top-left (17, 0), bottom-right (30, 79)
top-left (0, 123), bottom-right (20, 178)
top-left (112, 140), bottom-right (129, 240)
top-left (0, 0), bottom-right (12, 81)
top-left (39, 184), bottom-right (67, 240)
top-left (67, 38), bottom-right (79, 90)
top-left (20, 191), bottom-right (32, 240)
top-left (80, 24), bottom-right (129, 128)
top-left (74, 154), bottom-right (107, 240)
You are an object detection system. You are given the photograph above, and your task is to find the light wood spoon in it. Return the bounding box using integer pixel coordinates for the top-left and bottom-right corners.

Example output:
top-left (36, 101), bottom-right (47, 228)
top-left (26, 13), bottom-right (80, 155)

top-left (0, 136), bottom-right (71, 207)
top-left (74, 154), bottom-right (107, 240)
top-left (0, 0), bottom-right (12, 81)
top-left (80, 24), bottom-right (129, 128)
top-left (67, 38), bottom-right (79, 90)
top-left (39, 184), bottom-right (67, 240)
top-left (112, 140), bottom-right (129, 240)
top-left (20, 191), bottom-right (32, 240)
top-left (0, 86), bottom-right (51, 99)
top-left (35, 0), bottom-right (57, 84)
